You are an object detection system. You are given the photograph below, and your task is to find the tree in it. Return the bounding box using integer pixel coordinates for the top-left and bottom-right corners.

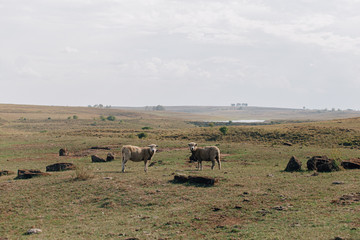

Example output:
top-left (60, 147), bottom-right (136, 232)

top-left (219, 126), bottom-right (228, 135)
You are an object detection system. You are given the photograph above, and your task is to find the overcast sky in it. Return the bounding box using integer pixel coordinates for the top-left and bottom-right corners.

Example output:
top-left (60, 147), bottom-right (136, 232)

top-left (1, 0), bottom-right (360, 109)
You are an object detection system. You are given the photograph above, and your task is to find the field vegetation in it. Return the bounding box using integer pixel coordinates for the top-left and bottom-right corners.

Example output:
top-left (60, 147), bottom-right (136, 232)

top-left (0, 104), bottom-right (359, 239)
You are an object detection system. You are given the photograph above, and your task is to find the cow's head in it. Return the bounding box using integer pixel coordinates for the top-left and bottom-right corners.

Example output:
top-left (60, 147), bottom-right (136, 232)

top-left (148, 144), bottom-right (158, 153)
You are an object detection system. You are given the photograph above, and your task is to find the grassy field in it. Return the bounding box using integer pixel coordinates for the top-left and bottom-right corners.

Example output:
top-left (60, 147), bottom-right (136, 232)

top-left (0, 104), bottom-right (359, 240)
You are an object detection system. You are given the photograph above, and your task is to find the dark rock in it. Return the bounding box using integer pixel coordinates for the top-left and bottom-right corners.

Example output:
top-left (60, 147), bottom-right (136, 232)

top-left (173, 174), bottom-right (218, 186)
top-left (106, 153), bottom-right (115, 162)
top-left (0, 170), bottom-right (14, 176)
top-left (341, 158), bottom-right (360, 169)
top-left (331, 192), bottom-right (360, 205)
top-left (46, 163), bottom-right (76, 172)
top-left (16, 169), bottom-right (50, 179)
top-left (173, 173), bottom-right (189, 183)
top-left (307, 156), bottom-right (340, 172)
top-left (283, 142), bottom-right (292, 146)
top-left (284, 156), bottom-right (302, 172)
top-left (91, 155), bottom-right (106, 162)
top-left (188, 175), bottom-right (218, 185)
top-left (59, 148), bottom-right (69, 156)
top-left (212, 207), bottom-right (221, 212)
top-left (90, 146), bottom-right (111, 150)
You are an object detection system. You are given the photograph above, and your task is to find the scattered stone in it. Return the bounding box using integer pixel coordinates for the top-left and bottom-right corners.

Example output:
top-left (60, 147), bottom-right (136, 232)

top-left (234, 205), bottom-right (242, 209)
top-left (272, 206), bottom-right (288, 211)
top-left (257, 209), bottom-right (271, 216)
top-left (307, 156), bottom-right (340, 172)
top-left (331, 192), bottom-right (360, 205)
top-left (106, 153), bottom-right (115, 162)
top-left (284, 156), bottom-right (302, 172)
top-left (243, 198), bottom-right (250, 202)
top-left (46, 163), bottom-right (76, 172)
top-left (290, 223), bottom-right (301, 227)
top-left (0, 170), bottom-right (14, 176)
top-left (90, 146), bottom-right (111, 150)
top-left (267, 174), bottom-right (274, 177)
top-left (212, 207), bottom-right (221, 212)
top-left (341, 158), bottom-right (360, 169)
top-left (16, 169), bottom-right (50, 179)
top-left (283, 142), bottom-right (293, 146)
top-left (91, 155), bottom-right (106, 162)
top-left (103, 177), bottom-right (113, 180)
top-left (59, 148), bottom-right (69, 156)
top-left (26, 228), bottom-right (42, 235)
top-left (332, 181), bottom-right (344, 185)
top-left (243, 192), bottom-right (249, 195)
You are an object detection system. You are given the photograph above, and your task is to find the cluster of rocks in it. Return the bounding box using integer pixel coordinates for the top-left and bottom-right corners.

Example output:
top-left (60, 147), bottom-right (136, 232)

top-left (91, 153), bottom-right (115, 163)
top-left (284, 155), bottom-right (360, 172)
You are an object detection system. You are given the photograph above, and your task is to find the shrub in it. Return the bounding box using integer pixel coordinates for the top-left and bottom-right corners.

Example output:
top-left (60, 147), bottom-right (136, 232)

top-left (74, 166), bottom-right (94, 181)
top-left (48, 117), bottom-right (51, 120)
top-left (142, 126), bottom-right (152, 130)
top-left (91, 122), bottom-right (97, 126)
top-left (137, 132), bottom-right (148, 139)
top-left (219, 126), bottom-right (228, 135)
top-left (107, 115), bottom-right (116, 121)
top-left (67, 116), bottom-right (71, 120)
top-left (208, 122), bottom-right (215, 127)
top-left (73, 115), bottom-right (78, 120)
top-left (100, 115), bottom-right (106, 121)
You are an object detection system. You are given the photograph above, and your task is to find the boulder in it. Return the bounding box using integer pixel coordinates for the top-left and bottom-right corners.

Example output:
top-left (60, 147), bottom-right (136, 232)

top-left (106, 153), bottom-right (115, 162)
top-left (16, 169), bottom-right (50, 179)
top-left (307, 156), bottom-right (340, 172)
top-left (90, 146), bottom-right (111, 150)
top-left (91, 155), bottom-right (106, 162)
top-left (46, 163), bottom-right (76, 172)
top-left (0, 170), bottom-right (14, 176)
top-left (173, 173), bottom-right (218, 186)
top-left (283, 142), bottom-right (293, 146)
top-left (341, 158), bottom-right (360, 169)
top-left (59, 148), bottom-right (69, 156)
top-left (284, 156), bottom-right (302, 172)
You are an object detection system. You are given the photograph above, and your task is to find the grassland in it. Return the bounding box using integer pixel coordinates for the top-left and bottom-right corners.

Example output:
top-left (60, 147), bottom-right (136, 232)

top-left (0, 104), bottom-right (359, 240)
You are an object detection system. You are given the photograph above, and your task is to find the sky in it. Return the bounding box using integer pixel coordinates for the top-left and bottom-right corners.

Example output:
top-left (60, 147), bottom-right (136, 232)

top-left (1, 0), bottom-right (360, 109)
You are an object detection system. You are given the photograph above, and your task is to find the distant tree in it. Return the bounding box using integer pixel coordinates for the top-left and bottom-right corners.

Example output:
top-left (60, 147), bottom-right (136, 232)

top-left (219, 126), bottom-right (228, 135)
top-left (99, 104), bottom-right (104, 108)
top-left (153, 105), bottom-right (165, 111)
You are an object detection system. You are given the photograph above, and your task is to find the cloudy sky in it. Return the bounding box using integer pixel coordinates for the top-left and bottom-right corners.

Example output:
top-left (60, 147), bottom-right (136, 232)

top-left (1, 0), bottom-right (360, 109)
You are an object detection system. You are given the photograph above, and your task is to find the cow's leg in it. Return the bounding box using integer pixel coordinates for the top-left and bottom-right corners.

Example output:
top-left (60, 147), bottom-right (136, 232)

top-left (211, 160), bottom-right (215, 170)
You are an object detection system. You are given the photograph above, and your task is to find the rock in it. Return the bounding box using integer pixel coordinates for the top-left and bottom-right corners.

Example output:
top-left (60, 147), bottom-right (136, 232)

top-left (173, 174), bottom-right (218, 186)
top-left (16, 169), bottom-right (50, 179)
top-left (311, 171), bottom-right (319, 176)
top-left (59, 148), bottom-right (69, 156)
top-left (106, 153), bottom-right (115, 162)
top-left (26, 228), bottom-right (42, 235)
top-left (188, 175), bottom-right (218, 185)
top-left (46, 163), bottom-right (76, 172)
top-left (91, 155), bottom-right (106, 162)
top-left (332, 181), bottom-right (344, 185)
top-left (272, 206), bottom-right (288, 211)
top-left (173, 173), bottom-right (189, 183)
top-left (212, 207), bottom-right (221, 212)
top-left (90, 146), bottom-right (111, 150)
top-left (341, 158), bottom-right (360, 169)
top-left (283, 142), bottom-right (292, 146)
top-left (307, 156), bottom-right (340, 172)
top-left (234, 205), bottom-right (242, 209)
top-left (0, 170), bottom-right (14, 176)
top-left (284, 156), bottom-right (302, 172)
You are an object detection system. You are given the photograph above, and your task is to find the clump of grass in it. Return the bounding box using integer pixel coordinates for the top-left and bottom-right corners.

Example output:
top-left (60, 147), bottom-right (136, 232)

top-left (74, 166), bottom-right (94, 181)
top-left (73, 115), bottom-right (78, 119)
top-left (137, 132), bottom-right (148, 139)
top-left (107, 115), bottom-right (116, 121)
top-left (219, 126), bottom-right (228, 135)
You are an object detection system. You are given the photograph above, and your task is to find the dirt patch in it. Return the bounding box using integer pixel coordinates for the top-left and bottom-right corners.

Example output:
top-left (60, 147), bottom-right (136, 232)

top-left (331, 193), bottom-right (360, 205)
